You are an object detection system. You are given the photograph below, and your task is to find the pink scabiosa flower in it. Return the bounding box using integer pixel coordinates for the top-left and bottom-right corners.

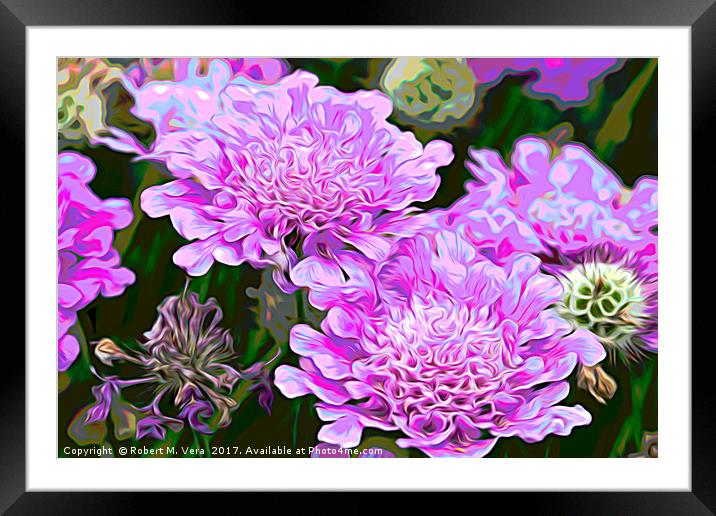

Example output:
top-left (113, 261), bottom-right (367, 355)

top-left (58, 152), bottom-right (135, 371)
top-left (139, 70), bottom-right (454, 290)
top-left (274, 229), bottom-right (604, 457)
top-left (468, 58), bottom-right (622, 107)
top-left (435, 137), bottom-right (657, 400)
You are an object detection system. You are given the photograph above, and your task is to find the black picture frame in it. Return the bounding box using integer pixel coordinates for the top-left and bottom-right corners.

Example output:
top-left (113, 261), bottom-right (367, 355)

top-left (2, 0), bottom-right (711, 513)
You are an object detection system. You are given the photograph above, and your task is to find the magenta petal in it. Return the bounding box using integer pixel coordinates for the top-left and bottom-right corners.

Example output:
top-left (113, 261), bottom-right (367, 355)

top-left (560, 329), bottom-right (607, 366)
top-left (58, 307), bottom-right (77, 337)
top-left (495, 405), bottom-right (592, 442)
top-left (468, 58), bottom-right (621, 105)
top-left (58, 334), bottom-right (80, 371)
top-left (290, 324), bottom-right (353, 379)
top-left (338, 231), bottom-right (392, 262)
top-left (324, 307), bottom-right (362, 340)
top-left (58, 283), bottom-right (82, 309)
top-left (317, 415), bottom-right (364, 448)
top-left (168, 207), bottom-right (222, 240)
top-left (173, 238), bottom-right (220, 276)
top-left (273, 365), bottom-right (352, 405)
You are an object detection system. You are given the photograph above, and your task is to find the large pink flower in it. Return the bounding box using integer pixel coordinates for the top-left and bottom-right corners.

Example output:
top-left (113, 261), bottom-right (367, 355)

top-left (274, 229), bottom-right (604, 457)
top-left (140, 71), bottom-right (453, 289)
top-left (58, 152), bottom-right (135, 371)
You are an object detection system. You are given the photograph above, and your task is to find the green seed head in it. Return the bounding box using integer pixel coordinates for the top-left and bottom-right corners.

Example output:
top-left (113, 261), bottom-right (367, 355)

top-left (558, 262), bottom-right (646, 358)
top-left (380, 58), bottom-right (477, 126)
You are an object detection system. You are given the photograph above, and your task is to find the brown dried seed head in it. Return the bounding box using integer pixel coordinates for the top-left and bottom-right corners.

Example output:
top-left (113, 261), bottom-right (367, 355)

top-left (577, 364), bottom-right (618, 404)
top-left (94, 338), bottom-right (130, 366)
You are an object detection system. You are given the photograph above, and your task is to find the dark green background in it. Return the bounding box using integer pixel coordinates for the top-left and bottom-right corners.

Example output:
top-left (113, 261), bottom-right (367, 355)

top-left (58, 58), bottom-right (657, 458)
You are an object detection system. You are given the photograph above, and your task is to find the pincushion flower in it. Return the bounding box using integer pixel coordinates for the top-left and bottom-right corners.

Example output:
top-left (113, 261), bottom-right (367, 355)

top-left (467, 58), bottom-right (622, 107)
top-left (274, 230), bottom-right (605, 457)
top-left (139, 71), bottom-right (454, 290)
top-left (58, 152), bottom-right (135, 371)
top-left (85, 290), bottom-right (244, 437)
top-left (435, 137), bottom-right (657, 400)
top-left (379, 58), bottom-right (478, 129)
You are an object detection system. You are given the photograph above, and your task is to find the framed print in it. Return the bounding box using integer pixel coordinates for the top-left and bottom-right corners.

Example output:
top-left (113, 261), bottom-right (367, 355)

top-left (2, 0), bottom-right (712, 512)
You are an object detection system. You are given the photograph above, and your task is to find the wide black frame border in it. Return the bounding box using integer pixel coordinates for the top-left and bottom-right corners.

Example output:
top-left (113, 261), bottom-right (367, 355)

top-left (2, 1), bottom-right (712, 513)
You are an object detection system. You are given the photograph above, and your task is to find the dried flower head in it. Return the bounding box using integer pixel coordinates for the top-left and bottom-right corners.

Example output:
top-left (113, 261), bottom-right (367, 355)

top-left (87, 289), bottom-right (242, 437)
top-left (576, 364), bottom-right (618, 405)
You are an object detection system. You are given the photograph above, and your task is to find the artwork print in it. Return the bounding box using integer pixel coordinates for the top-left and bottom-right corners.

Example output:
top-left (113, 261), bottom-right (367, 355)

top-left (58, 57), bottom-right (658, 459)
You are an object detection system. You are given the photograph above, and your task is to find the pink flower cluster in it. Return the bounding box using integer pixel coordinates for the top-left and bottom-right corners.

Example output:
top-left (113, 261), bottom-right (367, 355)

top-left (58, 152), bottom-right (135, 370)
top-left (58, 59), bottom-right (657, 455)
top-left (274, 230), bottom-right (605, 457)
top-left (139, 70), bottom-right (453, 289)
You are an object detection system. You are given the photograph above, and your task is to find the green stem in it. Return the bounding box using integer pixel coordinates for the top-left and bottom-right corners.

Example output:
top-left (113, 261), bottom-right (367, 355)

top-left (609, 361), bottom-right (655, 457)
top-left (595, 59), bottom-right (657, 158)
top-left (114, 166), bottom-right (165, 257)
